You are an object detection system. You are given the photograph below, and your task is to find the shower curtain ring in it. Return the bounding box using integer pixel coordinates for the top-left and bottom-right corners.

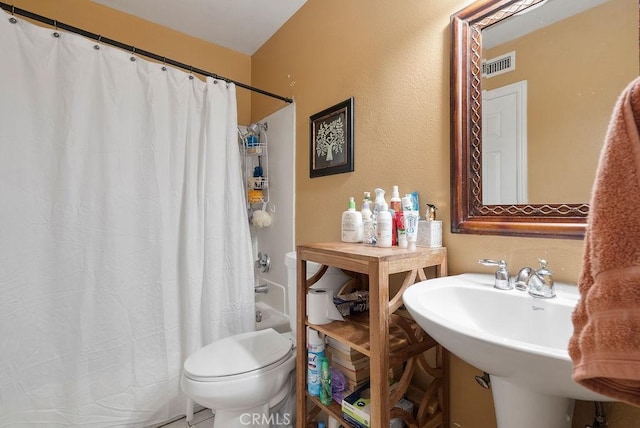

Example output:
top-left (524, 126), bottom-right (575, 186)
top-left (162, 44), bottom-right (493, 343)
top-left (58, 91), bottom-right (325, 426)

top-left (130, 46), bottom-right (137, 62)
top-left (188, 66), bottom-right (194, 80)
top-left (52, 20), bottom-right (60, 38)
top-left (9, 5), bottom-right (17, 23)
top-left (161, 57), bottom-right (167, 71)
top-left (93, 35), bottom-right (102, 50)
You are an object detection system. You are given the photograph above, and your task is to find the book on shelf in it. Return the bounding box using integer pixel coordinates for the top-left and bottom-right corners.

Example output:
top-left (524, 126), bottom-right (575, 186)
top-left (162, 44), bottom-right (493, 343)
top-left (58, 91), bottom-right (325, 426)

top-left (327, 347), bottom-right (369, 370)
top-left (326, 337), bottom-right (366, 357)
top-left (342, 376), bottom-right (370, 393)
top-left (329, 353), bottom-right (370, 371)
top-left (332, 360), bottom-right (370, 382)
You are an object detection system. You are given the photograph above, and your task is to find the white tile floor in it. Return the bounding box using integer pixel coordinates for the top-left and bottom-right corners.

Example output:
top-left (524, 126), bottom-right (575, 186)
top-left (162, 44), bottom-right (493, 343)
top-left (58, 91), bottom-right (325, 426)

top-left (156, 409), bottom-right (214, 428)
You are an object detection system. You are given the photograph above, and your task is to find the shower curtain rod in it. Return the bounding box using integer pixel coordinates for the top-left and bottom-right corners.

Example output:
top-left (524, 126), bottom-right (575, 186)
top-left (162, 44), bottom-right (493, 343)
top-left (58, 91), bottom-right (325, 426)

top-left (0, 2), bottom-right (294, 104)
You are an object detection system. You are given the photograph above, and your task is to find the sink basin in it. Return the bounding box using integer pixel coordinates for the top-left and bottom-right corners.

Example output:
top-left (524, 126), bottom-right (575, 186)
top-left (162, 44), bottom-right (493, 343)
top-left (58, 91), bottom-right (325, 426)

top-left (403, 273), bottom-right (611, 428)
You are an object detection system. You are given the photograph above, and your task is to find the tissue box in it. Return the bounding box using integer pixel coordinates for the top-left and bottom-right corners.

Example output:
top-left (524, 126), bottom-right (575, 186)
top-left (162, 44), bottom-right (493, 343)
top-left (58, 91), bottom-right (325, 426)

top-left (342, 382), bottom-right (371, 427)
top-left (417, 220), bottom-right (442, 247)
top-left (342, 382), bottom-right (412, 428)
top-left (333, 291), bottom-right (369, 317)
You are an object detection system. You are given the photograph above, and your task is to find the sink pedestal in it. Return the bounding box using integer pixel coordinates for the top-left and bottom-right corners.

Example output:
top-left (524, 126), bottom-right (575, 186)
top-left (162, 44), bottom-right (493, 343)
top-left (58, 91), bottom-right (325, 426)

top-left (491, 376), bottom-right (575, 428)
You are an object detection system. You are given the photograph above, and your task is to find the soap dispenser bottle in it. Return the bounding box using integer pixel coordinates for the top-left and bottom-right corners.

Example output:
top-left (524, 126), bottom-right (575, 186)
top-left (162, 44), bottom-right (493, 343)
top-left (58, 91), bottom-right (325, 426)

top-left (376, 201), bottom-right (393, 247)
top-left (341, 197), bottom-right (363, 243)
top-left (372, 188), bottom-right (387, 219)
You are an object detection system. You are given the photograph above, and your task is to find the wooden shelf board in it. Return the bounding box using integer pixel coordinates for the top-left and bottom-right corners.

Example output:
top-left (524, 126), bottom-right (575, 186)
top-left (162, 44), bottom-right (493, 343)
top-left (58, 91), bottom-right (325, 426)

top-left (307, 313), bottom-right (438, 359)
top-left (298, 243), bottom-right (447, 275)
top-left (306, 393), bottom-right (352, 427)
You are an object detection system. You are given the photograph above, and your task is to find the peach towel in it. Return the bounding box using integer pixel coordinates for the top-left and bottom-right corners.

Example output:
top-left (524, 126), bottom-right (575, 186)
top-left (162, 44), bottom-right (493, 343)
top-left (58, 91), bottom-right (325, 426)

top-left (569, 76), bottom-right (640, 406)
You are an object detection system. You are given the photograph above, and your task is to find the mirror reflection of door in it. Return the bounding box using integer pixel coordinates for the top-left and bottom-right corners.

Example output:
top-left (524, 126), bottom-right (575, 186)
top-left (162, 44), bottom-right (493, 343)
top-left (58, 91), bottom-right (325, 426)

top-left (482, 81), bottom-right (528, 205)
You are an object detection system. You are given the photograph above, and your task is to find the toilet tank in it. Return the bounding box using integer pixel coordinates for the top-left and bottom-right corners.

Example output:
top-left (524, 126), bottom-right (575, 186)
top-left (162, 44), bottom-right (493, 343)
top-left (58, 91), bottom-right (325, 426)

top-left (284, 251), bottom-right (350, 336)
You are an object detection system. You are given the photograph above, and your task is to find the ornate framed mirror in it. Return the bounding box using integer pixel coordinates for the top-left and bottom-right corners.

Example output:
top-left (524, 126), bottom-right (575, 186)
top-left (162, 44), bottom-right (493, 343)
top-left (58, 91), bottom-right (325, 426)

top-left (450, 0), bottom-right (638, 239)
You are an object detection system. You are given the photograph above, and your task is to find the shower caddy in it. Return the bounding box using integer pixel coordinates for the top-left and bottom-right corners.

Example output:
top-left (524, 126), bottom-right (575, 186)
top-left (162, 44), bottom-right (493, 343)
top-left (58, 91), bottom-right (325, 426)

top-left (241, 123), bottom-right (269, 207)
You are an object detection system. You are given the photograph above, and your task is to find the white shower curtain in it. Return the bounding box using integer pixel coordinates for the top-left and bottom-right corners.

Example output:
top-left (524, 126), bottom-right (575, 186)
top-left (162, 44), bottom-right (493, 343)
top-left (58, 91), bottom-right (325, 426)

top-left (0, 10), bottom-right (255, 427)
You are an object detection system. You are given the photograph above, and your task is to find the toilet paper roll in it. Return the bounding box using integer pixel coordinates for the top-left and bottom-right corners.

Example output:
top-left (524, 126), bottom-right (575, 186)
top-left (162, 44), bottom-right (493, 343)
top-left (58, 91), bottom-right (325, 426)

top-left (307, 288), bottom-right (344, 325)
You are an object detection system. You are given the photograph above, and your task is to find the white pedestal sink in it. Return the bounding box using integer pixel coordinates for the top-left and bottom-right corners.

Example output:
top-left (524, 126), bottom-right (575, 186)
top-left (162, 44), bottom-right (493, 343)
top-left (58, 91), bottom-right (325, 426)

top-left (403, 273), bottom-right (612, 428)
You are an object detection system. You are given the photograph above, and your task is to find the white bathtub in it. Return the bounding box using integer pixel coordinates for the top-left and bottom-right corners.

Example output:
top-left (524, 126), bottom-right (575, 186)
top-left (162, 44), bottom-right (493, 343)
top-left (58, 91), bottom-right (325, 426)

top-left (255, 301), bottom-right (290, 333)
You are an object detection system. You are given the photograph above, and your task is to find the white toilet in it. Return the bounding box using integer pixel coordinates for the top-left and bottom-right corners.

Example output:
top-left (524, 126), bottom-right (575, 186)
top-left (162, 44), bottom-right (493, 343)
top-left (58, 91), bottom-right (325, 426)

top-left (180, 251), bottom-right (350, 428)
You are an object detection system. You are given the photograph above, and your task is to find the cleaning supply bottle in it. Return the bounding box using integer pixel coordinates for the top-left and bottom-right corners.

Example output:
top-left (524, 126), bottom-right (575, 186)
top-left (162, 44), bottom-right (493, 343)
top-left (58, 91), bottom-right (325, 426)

top-left (320, 356), bottom-right (332, 405)
top-left (389, 186), bottom-right (401, 246)
top-left (307, 328), bottom-right (325, 396)
top-left (376, 201), bottom-right (393, 247)
top-left (361, 199), bottom-right (375, 244)
top-left (389, 185), bottom-right (402, 213)
top-left (341, 197), bottom-right (363, 242)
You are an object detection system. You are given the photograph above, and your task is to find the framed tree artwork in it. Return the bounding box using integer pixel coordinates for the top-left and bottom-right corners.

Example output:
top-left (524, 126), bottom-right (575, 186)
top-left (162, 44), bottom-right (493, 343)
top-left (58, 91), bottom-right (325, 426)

top-left (309, 97), bottom-right (354, 178)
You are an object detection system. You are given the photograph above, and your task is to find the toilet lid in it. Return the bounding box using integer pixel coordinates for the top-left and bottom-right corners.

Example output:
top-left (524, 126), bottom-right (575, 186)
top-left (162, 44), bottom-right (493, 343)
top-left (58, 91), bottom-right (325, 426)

top-left (183, 328), bottom-right (293, 380)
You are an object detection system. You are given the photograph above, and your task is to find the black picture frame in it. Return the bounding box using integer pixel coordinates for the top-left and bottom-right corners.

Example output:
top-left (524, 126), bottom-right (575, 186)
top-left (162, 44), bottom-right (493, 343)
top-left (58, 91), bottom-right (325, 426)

top-left (309, 97), bottom-right (354, 178)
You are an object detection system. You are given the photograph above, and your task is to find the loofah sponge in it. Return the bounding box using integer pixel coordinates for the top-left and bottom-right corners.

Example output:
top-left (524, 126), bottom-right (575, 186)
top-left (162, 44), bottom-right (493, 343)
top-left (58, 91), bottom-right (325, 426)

top-left (251, 209), bottom-right (272, 228)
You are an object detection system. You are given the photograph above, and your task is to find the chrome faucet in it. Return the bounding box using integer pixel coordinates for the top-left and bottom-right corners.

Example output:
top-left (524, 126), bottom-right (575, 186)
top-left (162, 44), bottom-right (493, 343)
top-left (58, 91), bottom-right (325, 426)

top-left (254, 283), bottom-right (269, 294)
top-left (515, 259), bottom-right (555, 298)
top-left (478, 259), bottom-right (512, 290)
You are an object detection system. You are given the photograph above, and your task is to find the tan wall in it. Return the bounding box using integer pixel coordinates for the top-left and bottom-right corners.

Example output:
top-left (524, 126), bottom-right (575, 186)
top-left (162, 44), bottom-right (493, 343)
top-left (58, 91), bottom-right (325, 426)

top-left (8, 0), bottom-right (253, 124)
top-left (252, 0), bottom-right (640, 426)
top-left (484, 0), bottom-right (637, 204)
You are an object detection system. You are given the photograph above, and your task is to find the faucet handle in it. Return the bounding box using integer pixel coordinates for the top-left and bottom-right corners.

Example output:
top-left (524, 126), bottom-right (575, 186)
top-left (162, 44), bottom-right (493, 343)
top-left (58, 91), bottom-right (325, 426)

top-left (478, 259), bottom-right (506, 268)
top-left (536, 258), bottom-right (554, 289)
top-left (478, 259), bottom-right (512, 290)
top-left (528, 259), bottom-right (556, 298)
top-left (537, 259), bottom-right (552, 275)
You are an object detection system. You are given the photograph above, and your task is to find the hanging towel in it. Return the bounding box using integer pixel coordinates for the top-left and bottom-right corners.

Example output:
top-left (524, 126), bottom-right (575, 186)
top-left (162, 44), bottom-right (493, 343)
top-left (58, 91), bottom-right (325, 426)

top-left (569, 76), bottom-right (640, 406)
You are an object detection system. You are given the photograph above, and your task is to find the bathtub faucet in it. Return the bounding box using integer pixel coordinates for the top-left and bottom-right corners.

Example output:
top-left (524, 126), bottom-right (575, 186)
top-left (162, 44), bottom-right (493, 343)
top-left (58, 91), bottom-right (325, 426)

top-left (254, 283), bottom-right (269, 294)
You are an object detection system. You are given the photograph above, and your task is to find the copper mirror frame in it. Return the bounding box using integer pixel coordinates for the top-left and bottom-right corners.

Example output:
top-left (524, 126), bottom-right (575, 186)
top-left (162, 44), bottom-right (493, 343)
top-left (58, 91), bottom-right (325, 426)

top-left (450, 0), bottom-right (600, 239)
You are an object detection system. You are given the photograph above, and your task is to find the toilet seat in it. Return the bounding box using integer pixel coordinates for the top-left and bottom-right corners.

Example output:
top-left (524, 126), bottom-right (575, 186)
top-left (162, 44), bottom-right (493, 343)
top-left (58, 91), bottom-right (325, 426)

top-left (183, 328), bottom-right (293, 382)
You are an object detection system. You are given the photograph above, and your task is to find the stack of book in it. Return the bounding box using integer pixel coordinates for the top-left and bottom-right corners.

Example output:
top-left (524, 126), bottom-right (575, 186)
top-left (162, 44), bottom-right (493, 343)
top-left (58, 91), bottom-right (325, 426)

top-left (326, 337), bottom-right (370, 392)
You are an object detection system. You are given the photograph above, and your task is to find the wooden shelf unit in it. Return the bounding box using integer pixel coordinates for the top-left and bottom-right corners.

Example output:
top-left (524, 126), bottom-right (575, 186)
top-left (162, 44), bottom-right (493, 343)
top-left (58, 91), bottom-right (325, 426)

top-left (295, 242), bottom-right (449, 428)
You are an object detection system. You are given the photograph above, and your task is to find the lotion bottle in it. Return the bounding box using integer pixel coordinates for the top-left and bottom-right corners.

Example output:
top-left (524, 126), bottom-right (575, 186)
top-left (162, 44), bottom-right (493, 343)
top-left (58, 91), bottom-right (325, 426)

top-left (362, 191), bottom-right (372, 211)
top-left (361, 199), bottom-right (375, 244)
top-left (341, 197), bottom-right (363, 243)
top-left (376, 201), bottom-right (393, 247)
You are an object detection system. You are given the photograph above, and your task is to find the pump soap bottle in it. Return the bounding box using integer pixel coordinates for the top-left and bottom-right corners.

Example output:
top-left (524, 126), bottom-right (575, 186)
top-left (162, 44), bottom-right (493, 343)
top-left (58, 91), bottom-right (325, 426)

top-left (341, 197), bottom-right (363, 243)
top-left (372, 188), bottom-right (387, 220)
top-left (376, 201), bottom-right (393, 248)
